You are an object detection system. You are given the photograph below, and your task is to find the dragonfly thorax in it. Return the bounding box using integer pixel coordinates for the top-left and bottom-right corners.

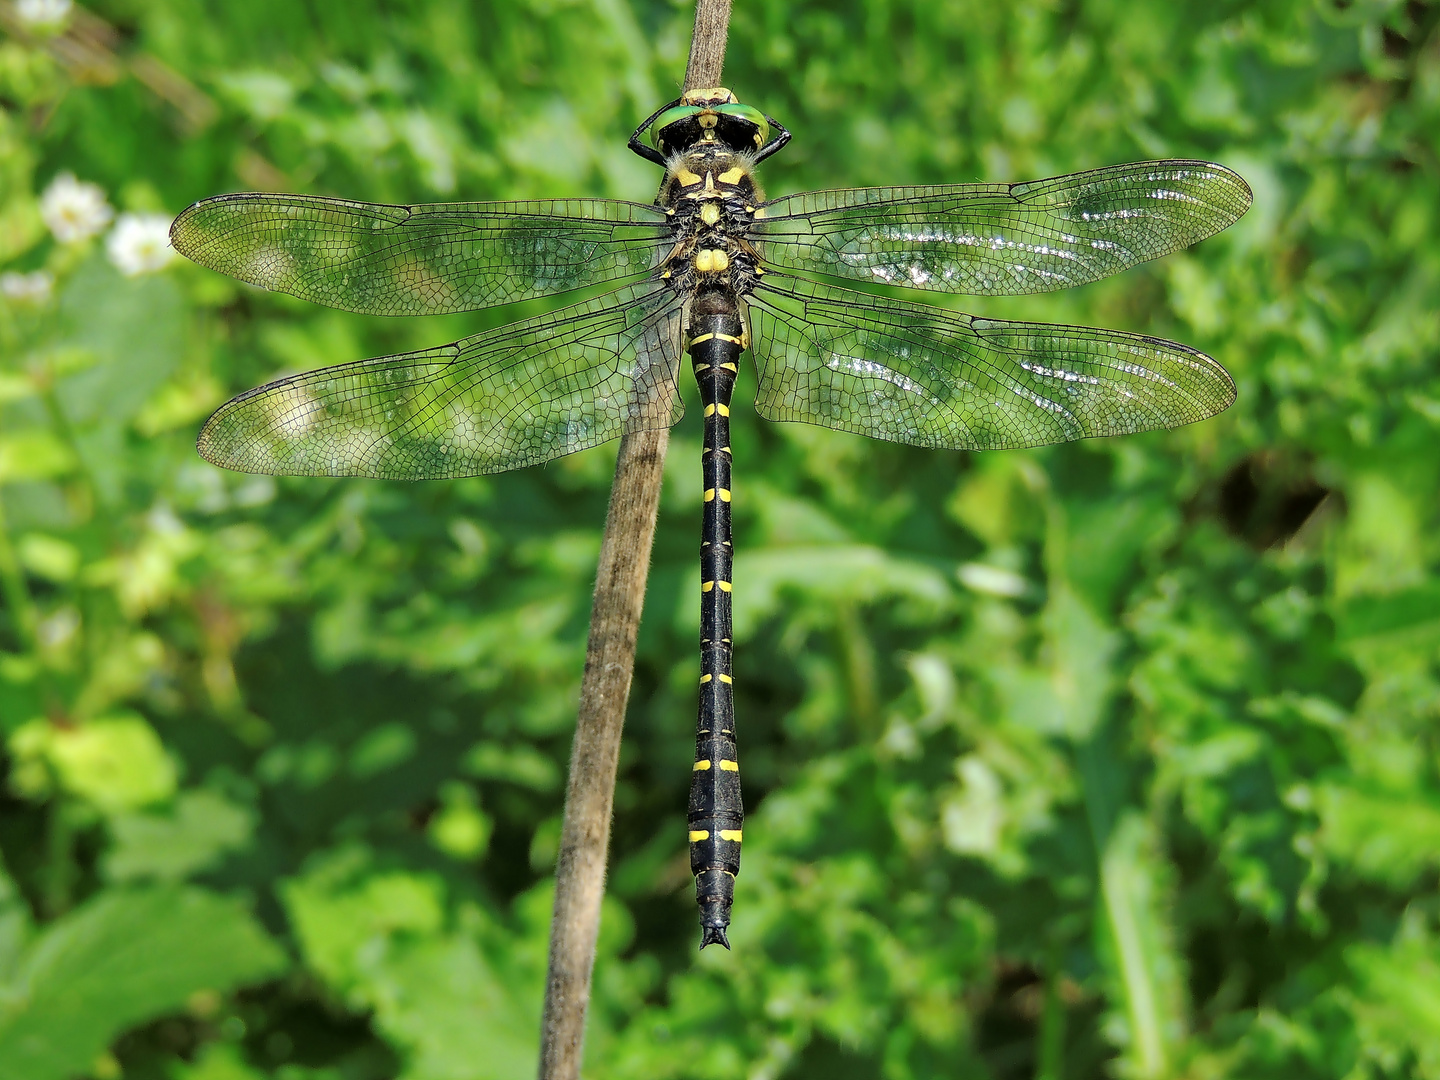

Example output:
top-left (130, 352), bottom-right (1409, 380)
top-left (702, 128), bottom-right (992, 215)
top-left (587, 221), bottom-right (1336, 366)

top-left (659, 146), bottom-right (765, 207)
top-left (658, 149), bottom-right (766, 300)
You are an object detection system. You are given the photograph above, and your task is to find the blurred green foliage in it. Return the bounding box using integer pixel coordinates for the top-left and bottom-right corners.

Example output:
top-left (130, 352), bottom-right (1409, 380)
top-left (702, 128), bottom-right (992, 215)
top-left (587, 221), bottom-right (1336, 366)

top-left (1, 0), bottom-right (1438, 1077)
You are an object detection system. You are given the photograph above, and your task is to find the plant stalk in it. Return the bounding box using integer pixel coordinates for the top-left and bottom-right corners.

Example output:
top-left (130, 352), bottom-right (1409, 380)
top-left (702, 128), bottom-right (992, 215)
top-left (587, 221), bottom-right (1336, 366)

top-left (536, 4), bottom-right (732, 1078)
top-left (0, 495), bottom-right (39, 654)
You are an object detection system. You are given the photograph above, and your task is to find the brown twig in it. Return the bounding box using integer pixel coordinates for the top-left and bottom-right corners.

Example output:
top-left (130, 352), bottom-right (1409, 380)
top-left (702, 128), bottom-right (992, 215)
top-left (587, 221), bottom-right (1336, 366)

top-left (684, 0), bottom-right (733, 91)
top-left (535, 3), bottom-right (732, 1078)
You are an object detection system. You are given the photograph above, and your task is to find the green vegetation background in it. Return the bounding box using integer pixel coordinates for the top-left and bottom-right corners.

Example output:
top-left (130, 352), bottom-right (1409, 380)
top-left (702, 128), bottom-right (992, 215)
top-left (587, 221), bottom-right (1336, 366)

top-left (1, 0), bottom-right (1438, 1077)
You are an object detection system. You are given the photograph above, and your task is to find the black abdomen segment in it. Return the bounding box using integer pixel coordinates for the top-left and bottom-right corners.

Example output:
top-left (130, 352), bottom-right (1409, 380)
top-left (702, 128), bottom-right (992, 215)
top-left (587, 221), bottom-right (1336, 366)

top-left (687, 292), bottom-right (744, 950)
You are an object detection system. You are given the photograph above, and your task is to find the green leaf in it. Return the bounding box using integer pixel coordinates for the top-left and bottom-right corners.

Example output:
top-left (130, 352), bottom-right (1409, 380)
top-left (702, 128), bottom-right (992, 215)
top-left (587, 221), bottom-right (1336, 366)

top-left (1096, 813), bottom-right (1188, 1080)
top-left (0, 887), bottom-right (287, 1080)
top-left (732, 544), bottom-right (953, 636)
top-left (1335, 581), bottom-right (1440, 641)
top-left (0, 431), bottom-right (75, 485)
top-left (0, 858), bottom-right (31, 985)
top-left (53, 257), bottom-right (185, 431)
top-left (368, 930), bottom-right (538, 1080)
top-left (281, 848), bottom-right (538, 1079)
top-left (172, 1042), bottom-right (266, 1080)
top-left (1314, 783), bottom-right (1440, 888)
top-left (1347, 925), bottom-right (1440, 1078)
top-left (11, 714), bottom-right (178, 814)
top-left (0, 374), bottom-right (37, 406)
top-left (103, 789), bottom-right (256, 883)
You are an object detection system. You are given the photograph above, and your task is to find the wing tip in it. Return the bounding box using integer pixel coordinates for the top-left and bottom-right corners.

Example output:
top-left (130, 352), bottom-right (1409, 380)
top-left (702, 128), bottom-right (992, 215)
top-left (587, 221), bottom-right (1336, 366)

top-left (195, 400), bottom-right (255, 476)
top-left (1184, 159), bottom-right (1254, 223)
top-left (1148, 158), bottom-right (1253, 225)
top-left (168, 194), bottom-right (260, 272)
top-left (168, 199), bottom-right (209, 260)
top-left (1050, 158), bottom-right (1255, 229)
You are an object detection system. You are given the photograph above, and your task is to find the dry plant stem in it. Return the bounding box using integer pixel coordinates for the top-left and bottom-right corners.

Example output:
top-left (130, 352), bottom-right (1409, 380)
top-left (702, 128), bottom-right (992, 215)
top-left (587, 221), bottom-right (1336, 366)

top-left (536, 3), bottom-right (732, 1078)
top-left (537, 427), bottom-right (668, 1080)
top-left (684, 0), bottom-right (732, 89)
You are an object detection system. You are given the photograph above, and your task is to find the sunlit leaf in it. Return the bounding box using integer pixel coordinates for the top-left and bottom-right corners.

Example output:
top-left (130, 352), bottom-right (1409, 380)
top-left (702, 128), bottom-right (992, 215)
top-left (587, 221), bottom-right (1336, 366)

top-left (0, 887), bottom-right (286, 1080)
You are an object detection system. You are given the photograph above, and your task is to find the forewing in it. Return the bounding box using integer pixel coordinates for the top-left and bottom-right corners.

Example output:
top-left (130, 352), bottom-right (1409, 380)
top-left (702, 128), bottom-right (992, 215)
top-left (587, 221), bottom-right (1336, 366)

top-left (198, 283), bottom-right (685, 479)
top-left (753, 160), bottom-right (1251, 295)
top-left (748, 277), bottom-right (1235, 450)
top-left (170, 194), bottom-right (672, 315)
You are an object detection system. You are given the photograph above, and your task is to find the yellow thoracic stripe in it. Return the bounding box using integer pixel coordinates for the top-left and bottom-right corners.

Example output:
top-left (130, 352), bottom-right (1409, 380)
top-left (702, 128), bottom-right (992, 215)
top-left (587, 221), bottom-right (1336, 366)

top-left (694, 759), bottom-right (712, 771)
top-left (719, 759), bottom-right (738, 771)
top-left (693, 332), bottom-right (744, 346)
top-left (719, 830), bottom-right (743, 842)
top-left (718, 167), bottom-right (745, 184)
top-left (689, 830), bottom-right (710, 842)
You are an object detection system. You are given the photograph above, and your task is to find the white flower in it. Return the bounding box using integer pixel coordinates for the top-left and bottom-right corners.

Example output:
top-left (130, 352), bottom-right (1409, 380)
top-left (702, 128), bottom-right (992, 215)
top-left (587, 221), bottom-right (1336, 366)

top-left (0, 270), bottom-right (55, 303)
top-left (39, 172), bottom-right (113, 244)
top-left (15, 0), bottom-right (72, 30)
top-left (106, 213), bottom-right (175, 276)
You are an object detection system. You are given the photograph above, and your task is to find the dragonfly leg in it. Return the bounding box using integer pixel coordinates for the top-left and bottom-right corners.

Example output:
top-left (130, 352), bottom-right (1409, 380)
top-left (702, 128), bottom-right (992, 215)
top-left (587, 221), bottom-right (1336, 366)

top-left (753, 116), bottom-right (792, 164)
top-left (628, 97), bottom-right (682, 167)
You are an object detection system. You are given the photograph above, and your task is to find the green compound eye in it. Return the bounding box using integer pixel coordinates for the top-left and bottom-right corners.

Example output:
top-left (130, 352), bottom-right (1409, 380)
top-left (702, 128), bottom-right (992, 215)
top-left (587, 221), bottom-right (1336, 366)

top-left (650, 105), bottom-right (703, 150)
top-left (715, 103), bottom-right (771, 148)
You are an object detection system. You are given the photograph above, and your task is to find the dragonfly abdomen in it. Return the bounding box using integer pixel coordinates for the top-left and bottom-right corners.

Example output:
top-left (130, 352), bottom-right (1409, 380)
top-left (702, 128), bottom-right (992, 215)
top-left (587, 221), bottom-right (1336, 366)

top-left (687, 289), bottom-right (745, 950)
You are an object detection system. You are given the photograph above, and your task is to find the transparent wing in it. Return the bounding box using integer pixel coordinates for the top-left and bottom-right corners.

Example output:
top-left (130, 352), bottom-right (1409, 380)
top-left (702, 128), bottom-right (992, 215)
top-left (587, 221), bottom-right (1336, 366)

top-left (170, 194), bottom-right (672, 315)
top-left (198, 282), bottom-right (685, 479)
top-left (748, 276), bottom-right (1234, 450)
top-left (752, 160), bottom-right (1250, 295)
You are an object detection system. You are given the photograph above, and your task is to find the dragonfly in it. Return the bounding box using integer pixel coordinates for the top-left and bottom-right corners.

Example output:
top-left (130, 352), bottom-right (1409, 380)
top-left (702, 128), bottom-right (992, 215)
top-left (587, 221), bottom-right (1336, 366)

top-left (170, 88), bottom-right (1250, 950)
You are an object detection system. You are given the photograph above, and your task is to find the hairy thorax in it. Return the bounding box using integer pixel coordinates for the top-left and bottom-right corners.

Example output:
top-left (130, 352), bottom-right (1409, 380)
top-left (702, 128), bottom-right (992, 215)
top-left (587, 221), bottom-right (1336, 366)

top-left (656, 146), bottom-right (768, 301)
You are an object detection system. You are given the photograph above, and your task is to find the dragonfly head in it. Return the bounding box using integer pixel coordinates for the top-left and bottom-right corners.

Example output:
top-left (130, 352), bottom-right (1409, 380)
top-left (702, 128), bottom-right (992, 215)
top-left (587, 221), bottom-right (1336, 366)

top-left (649, 87), bottom-right (774, 158)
